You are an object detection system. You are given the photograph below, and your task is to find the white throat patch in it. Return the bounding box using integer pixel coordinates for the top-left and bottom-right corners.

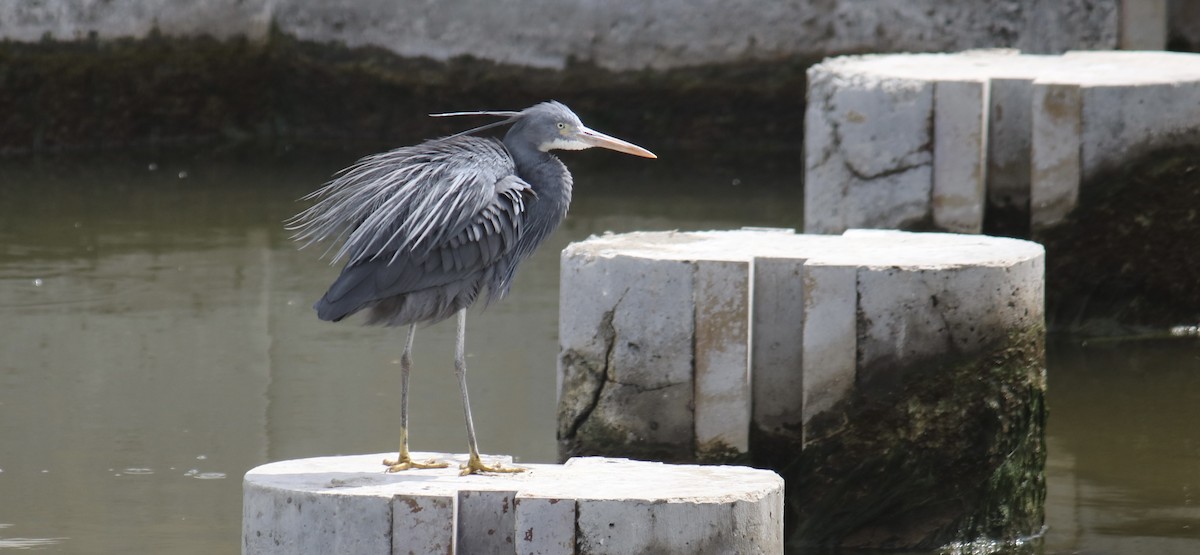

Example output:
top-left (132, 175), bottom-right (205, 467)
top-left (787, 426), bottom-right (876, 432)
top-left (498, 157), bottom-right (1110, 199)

top-left (539, 138), bottom-right (590, 152)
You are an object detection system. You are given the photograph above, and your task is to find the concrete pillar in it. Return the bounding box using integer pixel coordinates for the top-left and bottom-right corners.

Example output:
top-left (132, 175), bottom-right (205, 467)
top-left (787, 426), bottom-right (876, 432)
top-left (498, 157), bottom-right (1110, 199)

top-left (243, 452), bottom-right (784, 554)
top-left (804, 50), bottom-right (1200, 236)
top-left (557, 228), bottom-right (1046, 549)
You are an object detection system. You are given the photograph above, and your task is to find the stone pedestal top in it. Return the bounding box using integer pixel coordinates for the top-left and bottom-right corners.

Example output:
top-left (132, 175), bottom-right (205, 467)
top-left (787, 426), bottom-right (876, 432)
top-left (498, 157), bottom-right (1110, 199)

top-left (568, 228), bottom-right (1044, 269)
top-left (246, 452), bottom-right (781, 500)
top-left (817, 50), bottom-right (1200, 85)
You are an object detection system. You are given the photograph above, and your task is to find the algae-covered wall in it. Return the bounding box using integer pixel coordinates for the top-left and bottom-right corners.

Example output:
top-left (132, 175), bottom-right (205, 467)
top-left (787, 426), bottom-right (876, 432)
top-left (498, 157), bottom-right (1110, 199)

top-left (0, 32), bottom-right (809, 154)
top-left (758, 327), bottom-right (1046, 550)
top-left (1041, 147), bottom-right (1200, 334)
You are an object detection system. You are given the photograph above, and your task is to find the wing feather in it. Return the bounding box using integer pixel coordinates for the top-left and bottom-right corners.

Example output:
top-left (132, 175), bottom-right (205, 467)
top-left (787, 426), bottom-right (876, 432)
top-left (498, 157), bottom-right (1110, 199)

top-left (288, 136), bottom-right (521, 265)
top-left (293, 136), bottom-right (538, 322)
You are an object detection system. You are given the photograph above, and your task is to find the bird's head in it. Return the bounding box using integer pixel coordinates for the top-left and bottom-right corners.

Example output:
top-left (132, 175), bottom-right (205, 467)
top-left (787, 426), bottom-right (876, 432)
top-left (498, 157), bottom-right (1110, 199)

top-left (513, 101), bottom-right (657, 158)
top-left (431, 101), bottom-right (657, 159)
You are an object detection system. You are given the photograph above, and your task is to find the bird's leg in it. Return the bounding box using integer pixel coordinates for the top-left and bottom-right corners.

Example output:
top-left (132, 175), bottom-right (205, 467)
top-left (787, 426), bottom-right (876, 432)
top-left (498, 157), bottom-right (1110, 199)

top-left (454, 309), bottom-right (524, 476)
top-left (384, 324), bottom-right (448, 472)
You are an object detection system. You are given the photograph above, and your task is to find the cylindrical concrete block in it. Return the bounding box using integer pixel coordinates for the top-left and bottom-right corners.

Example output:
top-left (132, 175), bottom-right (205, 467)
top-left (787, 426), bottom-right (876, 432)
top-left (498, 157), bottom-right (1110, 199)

top-left (243, 452), bottom-right (784, 555)
top-left (557, 228), bottom-right (1045, 549)
top-left (804, 50), bottom-right (1200, 235)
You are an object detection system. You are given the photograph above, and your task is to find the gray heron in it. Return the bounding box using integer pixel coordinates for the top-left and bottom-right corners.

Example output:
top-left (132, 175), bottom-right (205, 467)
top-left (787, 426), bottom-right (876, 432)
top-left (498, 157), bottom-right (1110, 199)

top-left (289, 101), bottom-right (656, 475)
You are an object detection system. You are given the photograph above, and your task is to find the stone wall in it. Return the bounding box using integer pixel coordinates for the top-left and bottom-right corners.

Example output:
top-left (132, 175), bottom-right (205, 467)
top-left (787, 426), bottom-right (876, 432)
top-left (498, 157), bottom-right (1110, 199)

top-left (0, 0), bottom-right (1122, 71)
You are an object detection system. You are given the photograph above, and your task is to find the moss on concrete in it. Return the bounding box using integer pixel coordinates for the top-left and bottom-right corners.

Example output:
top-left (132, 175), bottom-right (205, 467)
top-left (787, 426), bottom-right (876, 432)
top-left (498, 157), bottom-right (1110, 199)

top-left (754, 326), bottom-right (1046, 552)
top-left (0, 30), bottom-right (811, 155)
top-left (695, 439), bottom-right (750, 465)
top-left (1040, 146), bottom-right (1200, 334)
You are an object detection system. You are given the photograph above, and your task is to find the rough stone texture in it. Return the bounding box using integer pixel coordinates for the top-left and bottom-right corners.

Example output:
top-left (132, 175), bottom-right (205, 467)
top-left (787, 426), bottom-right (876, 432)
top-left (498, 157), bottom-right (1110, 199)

top-left (933, 79), bottom-right (989, 233)
top-left (0, 1), bottom-right (1124, 71)
top-left (392, 494), bottom-right (455, 554)
top-left (749, 257), bottom-right (806, 441)
top-left (693, 260), bottom-right (752, 459)
top-left (556, 252), bottom-right (696, 463)
top-left (796, 263), bottom-right (856, 440)
top-left (513, 496), bottom-right (575, 555)
top-left (987, 77), bottom-right (1036, 236)
top-left (558, 229), bottom-right (1046, 549)
top-left (804, 69), bottom-right (934, 234)
top-left (805, 50), bottom-right (1200, 236)
top-left (0, 0), bottom-right (273, 41)
top-left (458, 489), bottom-right (517, 553)
top-left (1029, 82), bottom-right (1082, 230)
top-left (243, 452), bottom-right (784, 555)
top-left (1120, 0), bottom-right (1167, 49)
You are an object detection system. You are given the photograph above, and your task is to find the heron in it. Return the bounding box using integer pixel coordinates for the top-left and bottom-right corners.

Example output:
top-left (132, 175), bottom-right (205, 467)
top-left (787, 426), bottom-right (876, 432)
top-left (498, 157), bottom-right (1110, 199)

top-left (288, 101), bottom-right (656, 475)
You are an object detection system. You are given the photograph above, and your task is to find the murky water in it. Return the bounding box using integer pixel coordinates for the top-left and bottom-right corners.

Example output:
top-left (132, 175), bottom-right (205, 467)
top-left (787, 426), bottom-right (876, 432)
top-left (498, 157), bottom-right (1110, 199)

top-left (0, 149), bottom-right (1196, 554)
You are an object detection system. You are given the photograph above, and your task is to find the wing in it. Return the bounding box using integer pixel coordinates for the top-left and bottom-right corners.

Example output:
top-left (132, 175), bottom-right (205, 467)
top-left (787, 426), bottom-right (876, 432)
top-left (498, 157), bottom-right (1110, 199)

top-left (289, 136), bottom-right (525, 265)
top-left (291, 137), bottom-right (537, 321)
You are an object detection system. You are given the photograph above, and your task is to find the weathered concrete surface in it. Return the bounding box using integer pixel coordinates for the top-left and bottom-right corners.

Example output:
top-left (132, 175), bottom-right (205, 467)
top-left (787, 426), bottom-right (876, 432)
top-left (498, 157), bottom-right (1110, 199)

top-left (693, 260), bottom-right (752, 458)
top-left (556, 252), bottom-right (697, 463)
top-left (558, 229), bottom-right (1046, 549)
top-left (0, 1), bottom-right (1128, 71)
top-left (804, 68), bottom-right (934, 234)
top-left (1120, 0), bottom-right (1168, 49)
top-left (0, 0), bottom-right (274, 41)
top-left (933, 80), bottom-right (989, 234)
top-left (805, 50), bottom-right (1200, 236)
top-left (243, 452), bottom-right (784, 555)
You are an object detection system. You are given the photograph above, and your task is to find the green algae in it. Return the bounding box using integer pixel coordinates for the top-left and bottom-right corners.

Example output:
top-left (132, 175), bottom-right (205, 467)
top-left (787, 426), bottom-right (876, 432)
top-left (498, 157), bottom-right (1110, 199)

top-left (1040, 146), bottom-right (1200, 334)
top-left (755, 326), bottom-right (1046, 551)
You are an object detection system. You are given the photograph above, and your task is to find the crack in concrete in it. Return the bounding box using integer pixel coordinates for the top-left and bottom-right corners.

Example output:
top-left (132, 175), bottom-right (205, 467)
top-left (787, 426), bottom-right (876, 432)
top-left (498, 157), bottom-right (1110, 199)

top-left (561, 288), bottom-right (626, 440)
top-left (840, 150), bottom-right (931, 182)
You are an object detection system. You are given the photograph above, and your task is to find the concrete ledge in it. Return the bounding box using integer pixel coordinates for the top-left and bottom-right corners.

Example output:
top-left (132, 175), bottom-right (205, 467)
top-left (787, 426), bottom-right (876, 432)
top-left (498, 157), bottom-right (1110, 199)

top-left (804, 50), bottom-right (1200, 234)
top-left (243, 452), bottom-right (784, 554)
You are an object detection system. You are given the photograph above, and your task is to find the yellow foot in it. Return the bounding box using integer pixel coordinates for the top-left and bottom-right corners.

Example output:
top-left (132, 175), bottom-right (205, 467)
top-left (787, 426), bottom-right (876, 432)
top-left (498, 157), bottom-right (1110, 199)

top-left (382, 454), bottom-right (449, 472)
top-left (460, 455), bottom-right (525, 476)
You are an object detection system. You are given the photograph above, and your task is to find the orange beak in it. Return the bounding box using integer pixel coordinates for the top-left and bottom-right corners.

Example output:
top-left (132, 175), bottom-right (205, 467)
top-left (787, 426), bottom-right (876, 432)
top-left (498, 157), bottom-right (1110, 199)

top-left (577, 126), bottom-right (657, 159)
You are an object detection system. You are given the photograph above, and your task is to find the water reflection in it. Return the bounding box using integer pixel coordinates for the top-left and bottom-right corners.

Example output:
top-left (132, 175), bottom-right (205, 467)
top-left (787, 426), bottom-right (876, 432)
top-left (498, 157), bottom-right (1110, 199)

top-left (1041, 338), bottom-right (1200, 554)
top-left (0, 150), bottom-right (1196, 554)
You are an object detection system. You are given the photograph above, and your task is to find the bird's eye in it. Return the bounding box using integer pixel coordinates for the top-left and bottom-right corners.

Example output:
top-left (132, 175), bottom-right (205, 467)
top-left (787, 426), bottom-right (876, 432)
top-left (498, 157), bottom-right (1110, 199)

top-left (557, 122), bottom-right (566, 129)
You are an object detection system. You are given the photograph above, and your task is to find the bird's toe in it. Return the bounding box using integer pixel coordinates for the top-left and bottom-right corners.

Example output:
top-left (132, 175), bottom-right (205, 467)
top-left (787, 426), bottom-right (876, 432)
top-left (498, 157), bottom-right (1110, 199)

top-left (383, 456), bottom-right (449, 472)
top-left (459, 455), bottom-right (525, 476)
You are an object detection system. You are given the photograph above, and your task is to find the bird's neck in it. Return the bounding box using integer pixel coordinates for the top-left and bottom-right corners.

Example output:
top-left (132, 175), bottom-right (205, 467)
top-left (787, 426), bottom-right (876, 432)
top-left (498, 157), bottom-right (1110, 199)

top-left (505, 139), bottom-right (572, 199)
